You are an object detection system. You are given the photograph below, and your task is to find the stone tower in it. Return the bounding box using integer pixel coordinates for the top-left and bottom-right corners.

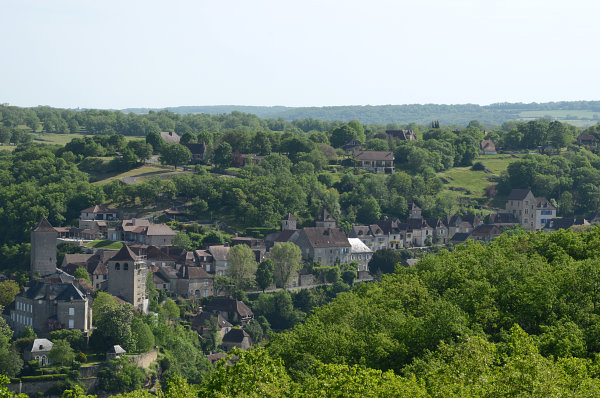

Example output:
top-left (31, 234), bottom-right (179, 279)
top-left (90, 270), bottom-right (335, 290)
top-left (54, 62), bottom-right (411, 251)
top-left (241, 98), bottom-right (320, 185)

top-left (282, 213), bottom-right (297, 231)
top-left (107, 245), bottom-right (149, 313)
top-left (315, 209), bottom-right (336, 228)
top-left (408, 203), bottom-right (422, 219)
top-left (30, 218), bottom-right (57, 277)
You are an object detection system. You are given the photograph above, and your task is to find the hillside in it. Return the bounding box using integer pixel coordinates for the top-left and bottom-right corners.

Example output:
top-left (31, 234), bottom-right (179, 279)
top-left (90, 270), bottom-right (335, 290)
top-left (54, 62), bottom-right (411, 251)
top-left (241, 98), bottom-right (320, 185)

top-left (122, 101), bottom-right (600, 126)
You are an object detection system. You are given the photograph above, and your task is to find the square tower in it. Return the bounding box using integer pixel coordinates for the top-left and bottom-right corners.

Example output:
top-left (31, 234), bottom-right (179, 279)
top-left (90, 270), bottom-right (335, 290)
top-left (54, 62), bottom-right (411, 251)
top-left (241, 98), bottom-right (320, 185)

top-left (107, 245), bottom-right (148, 312)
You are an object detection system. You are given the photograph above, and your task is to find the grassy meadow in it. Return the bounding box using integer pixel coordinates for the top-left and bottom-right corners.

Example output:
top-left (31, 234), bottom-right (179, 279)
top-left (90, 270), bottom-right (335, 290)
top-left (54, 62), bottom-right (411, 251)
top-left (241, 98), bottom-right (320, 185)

top-left (437, 154), bottom-right (518, 203)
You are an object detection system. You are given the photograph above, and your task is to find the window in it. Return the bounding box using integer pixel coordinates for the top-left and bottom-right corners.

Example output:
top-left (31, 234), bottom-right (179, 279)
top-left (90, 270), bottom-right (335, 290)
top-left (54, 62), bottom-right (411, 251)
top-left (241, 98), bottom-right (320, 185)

top-left (68, 319), bottom-right (74, 329)
top-left (115, 263), bottom-right (120, 270)
top-left (69, 307), bottom-right (74, 316)
top-left (103, 275), bottom-right (107, 280)
top-left (123, 263), bottom-right (129, 270)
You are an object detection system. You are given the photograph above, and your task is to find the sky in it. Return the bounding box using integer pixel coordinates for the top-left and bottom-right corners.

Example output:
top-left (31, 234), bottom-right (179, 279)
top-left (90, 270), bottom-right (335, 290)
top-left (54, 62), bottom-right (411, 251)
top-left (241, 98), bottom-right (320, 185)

top-left (1, 0), bottom-right (598, 109)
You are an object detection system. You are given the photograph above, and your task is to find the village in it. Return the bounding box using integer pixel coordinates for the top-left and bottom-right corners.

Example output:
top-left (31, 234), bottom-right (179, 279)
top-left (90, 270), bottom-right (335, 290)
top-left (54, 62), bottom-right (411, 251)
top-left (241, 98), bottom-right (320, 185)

top-left (4, 173), bottom-right (593, 368)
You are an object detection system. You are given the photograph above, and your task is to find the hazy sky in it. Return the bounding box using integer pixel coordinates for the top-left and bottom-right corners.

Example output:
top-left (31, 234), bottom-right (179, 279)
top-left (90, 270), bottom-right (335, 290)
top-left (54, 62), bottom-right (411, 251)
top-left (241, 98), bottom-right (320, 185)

top-left (1, 0), bottom-right (598, 109)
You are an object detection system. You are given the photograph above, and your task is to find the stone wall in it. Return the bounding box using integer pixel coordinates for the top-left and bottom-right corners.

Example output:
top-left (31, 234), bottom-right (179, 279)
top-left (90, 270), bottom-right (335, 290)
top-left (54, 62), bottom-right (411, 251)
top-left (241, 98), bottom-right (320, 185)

top-left (129, 348), bottom-right (158, 369)
top-left (8, 378), bottom-right (98, 397)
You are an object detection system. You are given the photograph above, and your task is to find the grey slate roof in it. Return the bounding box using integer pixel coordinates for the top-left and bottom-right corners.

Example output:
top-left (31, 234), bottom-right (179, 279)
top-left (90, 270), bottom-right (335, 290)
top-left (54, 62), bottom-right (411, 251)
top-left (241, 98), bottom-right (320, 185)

top-left (30, 339), bottom-right (53, 353)
top-left (301, 228), bottom-right (350, 248)
top-left (507, 189), bottom-right (533, 201)
top-left (204, 297), bottom-right (253, 318)
top-left (222, 328), bottom-right (250, 343)
top-left (33, 218), bottom-right (56, 233)
top-left (24, 281), bottom-right (86, 301)
top-left (110, 245), bottom-right (137, 262)
top-left (353, 150), bottom-right (394, 161)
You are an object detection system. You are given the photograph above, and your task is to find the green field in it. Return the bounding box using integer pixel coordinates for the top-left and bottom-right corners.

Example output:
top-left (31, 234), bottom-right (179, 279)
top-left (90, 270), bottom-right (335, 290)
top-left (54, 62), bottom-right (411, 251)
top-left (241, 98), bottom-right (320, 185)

top-left (437, 154), bottom-right (518, 200)
top-left (519, 110), bottom-right (599, 127)
top-left (84, 240), bottom-right (123, 250)
top-left (92, 164), bottom-right (175, 185)
top-left (0, 144), bottom-right (16, 151)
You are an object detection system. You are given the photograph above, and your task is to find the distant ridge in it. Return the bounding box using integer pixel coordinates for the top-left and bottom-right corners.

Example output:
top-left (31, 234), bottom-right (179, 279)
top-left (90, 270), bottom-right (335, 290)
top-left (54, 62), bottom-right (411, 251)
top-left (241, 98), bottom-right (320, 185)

top-left (124, 101), bottom-right (600, 126)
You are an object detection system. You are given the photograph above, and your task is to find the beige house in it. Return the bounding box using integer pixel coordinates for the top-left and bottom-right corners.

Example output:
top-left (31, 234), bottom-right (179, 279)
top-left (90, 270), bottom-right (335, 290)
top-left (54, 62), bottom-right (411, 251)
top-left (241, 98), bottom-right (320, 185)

top-left (348, 238), bottom-right (373, 272)
top-left (79, 205), bottom-right (118, 235)
top-left (208, 245), bottom-right (230, 276)
top-left (353, 150), bottom-right (395, 174)
top-left (108, 220), bottom-right (176, 246)
top-left (176, 265), bottom-right (214, 298)
top-left (506, 189), bottom-right (555, 231)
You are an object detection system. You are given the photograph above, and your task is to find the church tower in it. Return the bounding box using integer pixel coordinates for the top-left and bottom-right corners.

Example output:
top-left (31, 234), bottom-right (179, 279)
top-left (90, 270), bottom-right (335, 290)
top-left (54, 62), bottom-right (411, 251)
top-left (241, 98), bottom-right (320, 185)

top-left (315, 209), bottom-right (337, 228)
top-left (282, 213), bottom-right (297, 231)
top-left (107, 245), bottom-right (149, 313)
top-left (30, 218), bottom-right (57, 277)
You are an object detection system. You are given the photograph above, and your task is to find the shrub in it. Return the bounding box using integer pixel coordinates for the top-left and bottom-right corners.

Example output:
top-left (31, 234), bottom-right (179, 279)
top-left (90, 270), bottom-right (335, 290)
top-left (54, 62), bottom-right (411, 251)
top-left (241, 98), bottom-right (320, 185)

top-left (76, 352), bottom-right (87, 363)
top-left (471, 161), bottom-right (485, 171)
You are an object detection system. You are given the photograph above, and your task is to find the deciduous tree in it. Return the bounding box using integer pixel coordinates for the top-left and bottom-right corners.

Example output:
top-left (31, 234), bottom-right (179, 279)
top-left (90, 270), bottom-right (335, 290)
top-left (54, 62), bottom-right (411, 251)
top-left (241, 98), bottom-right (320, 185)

top-left (270, 242), bottom-right (302, 288)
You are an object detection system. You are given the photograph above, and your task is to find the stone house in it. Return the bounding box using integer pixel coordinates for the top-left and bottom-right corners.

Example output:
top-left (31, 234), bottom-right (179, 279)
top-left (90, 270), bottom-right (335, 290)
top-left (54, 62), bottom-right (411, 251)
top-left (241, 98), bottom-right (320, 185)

top-left (155, 266), bottom-right (179, 295)
top-left (349, 224), bottom-right (388, 251)
top-left (191, 312), bottom-right (232, 340)
top-left (353, 150), bottom-right (395, 174)
top-left (208, 245), bottom-right (230, 276)
top-left (24, 338), bottom-right (53, 366)
top-left (176, 265), bottom-right (214, 298)
top-left (443, 214), bottom-right (481, 239)
top-left (203, 297), bottom-right (253, 325)
top-left (347, 238), bottom-right (373, 272)
top-left (153, 271), bottom-right (170, 292)
top-left (535, 197), bottom-right (557, 230)
top-left (505, 189), bottom-right (537, 230)
top-left (191, 249), bottom-right (214, 273)
top-left (10, 280), bottom-right (92, 335)
top-left (108, 220), bottom-right (176, 246)
top-left (470, 224), bottom-right (502, 242)
top-left (405, 218), bottom-right (435, 247)
top-left (221, 329), bottom-right (253, 352)
top-left (290, 227), bottom-right (351, 266)
top-left (376, 218), bottom-right (405, 249)
top-left (79, 205), bottom-right (118, 235)
top-left (506, 189), bottom-right (555, 231)
top-left (386, 130), bottom-right (416, 140)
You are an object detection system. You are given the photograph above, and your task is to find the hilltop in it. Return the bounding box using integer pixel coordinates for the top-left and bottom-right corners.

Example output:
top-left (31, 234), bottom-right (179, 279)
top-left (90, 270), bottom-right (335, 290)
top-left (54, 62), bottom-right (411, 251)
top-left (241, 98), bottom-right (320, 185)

top-left (122, 100), bottom-right (600, 126)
